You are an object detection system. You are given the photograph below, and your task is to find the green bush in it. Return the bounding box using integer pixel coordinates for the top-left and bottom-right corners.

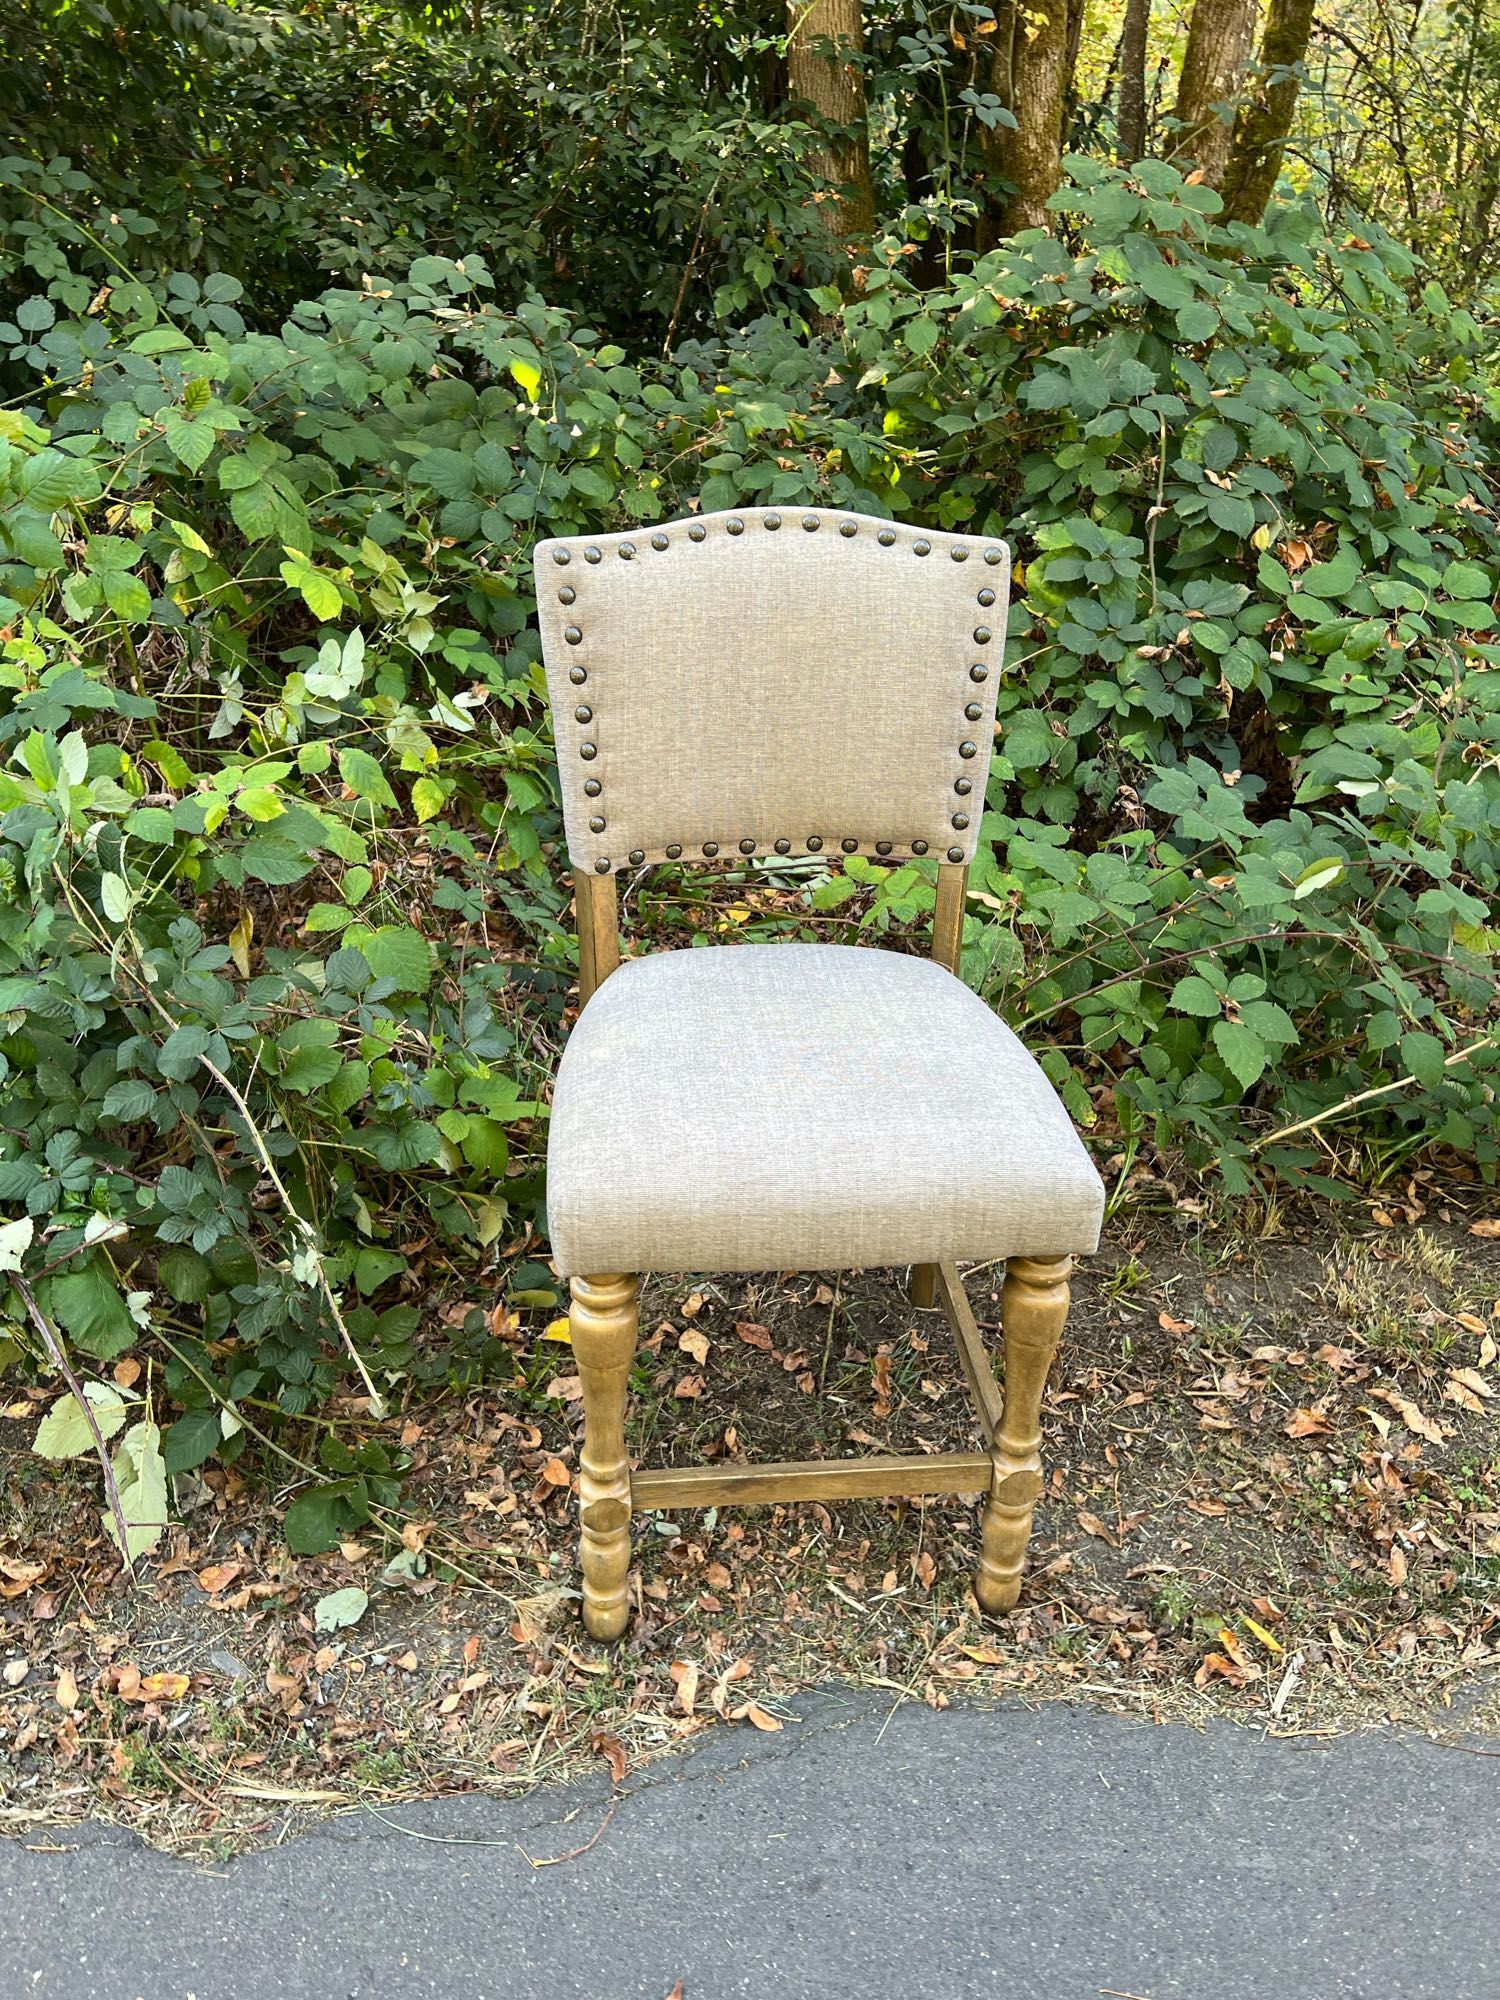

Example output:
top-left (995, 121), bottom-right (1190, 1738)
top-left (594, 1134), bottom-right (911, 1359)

top-left (1, 154), bottom-right (1497, 1517)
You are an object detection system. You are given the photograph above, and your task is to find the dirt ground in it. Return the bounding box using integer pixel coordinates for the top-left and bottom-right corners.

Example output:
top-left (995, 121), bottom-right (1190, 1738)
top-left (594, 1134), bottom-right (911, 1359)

top-left (3, 1184), bottom-right (1499, 1858)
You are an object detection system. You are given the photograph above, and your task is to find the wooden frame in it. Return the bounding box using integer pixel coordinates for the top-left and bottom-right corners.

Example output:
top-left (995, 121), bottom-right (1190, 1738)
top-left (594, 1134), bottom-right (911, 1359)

top-left (565, 861), bottom-right (1073, 1639)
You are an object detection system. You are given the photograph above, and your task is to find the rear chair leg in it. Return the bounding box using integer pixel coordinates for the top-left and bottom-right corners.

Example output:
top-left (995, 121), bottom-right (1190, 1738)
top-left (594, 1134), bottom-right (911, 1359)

top-left (911, 1263), bottom-right (938, 1311)
top-left (569, 1272), bottom-right (640, 1641)
top-left (977, 1255), bottom-right (1072, 1615)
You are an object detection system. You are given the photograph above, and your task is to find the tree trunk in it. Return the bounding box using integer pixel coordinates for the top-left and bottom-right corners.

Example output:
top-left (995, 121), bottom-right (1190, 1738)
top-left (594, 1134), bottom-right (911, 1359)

top-left (785, 0), bottom-right (875, 240)
top-left (1117, 0), bottom-right (1151, 160)
top-left (1171, 0), bottom-right (1258, 185)
top-left (983, 0), bottom-right (1077, 233)
top-left (1220, 0), bottom-right (1317, 223)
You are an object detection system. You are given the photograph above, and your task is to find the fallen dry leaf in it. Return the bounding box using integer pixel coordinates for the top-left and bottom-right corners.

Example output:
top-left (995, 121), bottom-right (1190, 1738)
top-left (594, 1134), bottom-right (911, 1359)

top-left (1368, 1385), bottom-right (1447, 1444)
top-left (1158, 1311), bottom-right (1196, 1335)
top-left (674, 1374), bottom-right (704, 1399)
top-left (539, 1456), bottom-right (573, 1487)
top-left (736, 1322), bottom-right (772, 1351)
top-left (1285, 1406), bottom-right (1334, 1439)
top-left (670, 1660), bottom-right (700, 1717)
top-left (55, 1667), bottom-right (77, 1709)
top-left (139, 1672), bottom-right (191, 1702)
top-left (737, 1701), bottom-right (783, 1733)
top-left (678, 1328), bottom-right (710, 1366)
top-left (1469, 1219), bottom-right (1500, 1238)
top-left (197, 1561), bottom-right (243, 1595)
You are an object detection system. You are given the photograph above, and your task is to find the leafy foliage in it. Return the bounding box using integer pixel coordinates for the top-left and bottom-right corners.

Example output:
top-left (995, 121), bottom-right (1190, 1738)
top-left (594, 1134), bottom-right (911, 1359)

top-left (0, 135), bottom-right (1496, 1516)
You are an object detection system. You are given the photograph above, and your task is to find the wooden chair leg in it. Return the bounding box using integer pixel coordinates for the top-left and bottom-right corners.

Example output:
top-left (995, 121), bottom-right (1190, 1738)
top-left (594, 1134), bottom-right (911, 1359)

top-left (569, 1271), bottom-right (639, 1641)
top-left (976, 1254), bottom-right (1072, 1614)
top-left (910, 1263), bottom-right (937, 1310)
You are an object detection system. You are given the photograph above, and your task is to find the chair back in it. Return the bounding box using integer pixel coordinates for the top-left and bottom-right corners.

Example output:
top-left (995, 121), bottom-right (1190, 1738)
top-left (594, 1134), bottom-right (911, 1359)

top-left (535, 507), bottom-right (1009, 878)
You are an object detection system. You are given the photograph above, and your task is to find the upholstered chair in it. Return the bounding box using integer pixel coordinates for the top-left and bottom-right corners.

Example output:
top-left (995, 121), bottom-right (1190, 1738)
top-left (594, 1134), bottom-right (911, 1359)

top-left (536, 508), bottom-right (1105, 1640)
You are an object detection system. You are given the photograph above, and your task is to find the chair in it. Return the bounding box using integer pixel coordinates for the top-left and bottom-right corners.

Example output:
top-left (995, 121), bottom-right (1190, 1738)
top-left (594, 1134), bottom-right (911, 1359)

top-left (536, 506), bottom-right (1105, 1641)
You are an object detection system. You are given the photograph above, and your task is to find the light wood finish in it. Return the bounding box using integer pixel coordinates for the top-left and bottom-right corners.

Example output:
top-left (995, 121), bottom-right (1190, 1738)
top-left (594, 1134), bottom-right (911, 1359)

top-left (569, 1271), bottom-right (639, 1640)
top-left (931, 861), bottom-right (967, 974)
top-left (562, 855), bottom-right (1075, 1638)
top-left (574, 870), bottom-right (619, 1007)
top-left (976, 1254), bottom-right (1071, 1614)
top-left (935, 1260), bottom-right (1004, 1437)
top-left (633, 1449), bottom-right (992, 1511)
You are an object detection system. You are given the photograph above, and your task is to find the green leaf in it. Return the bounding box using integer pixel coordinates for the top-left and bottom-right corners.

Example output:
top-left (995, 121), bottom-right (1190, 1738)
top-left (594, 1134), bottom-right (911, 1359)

top-left (337, 747), bottom-right (397, 810)
top-left (345, 924), bottom-right (432, 993)
top-left (1400, 1031), bottom-right (1447, 1088)
top-left (279, 553), bottom-right (344, 621)
top-left (163, 1408), bottom-right (223, 1475)
top-left (1212, 1020), bottom-right (1268, 1091)
top-left (101, 1078), bottom-right (157, 1123)
top-left (34, 1383), bottom-right (132, 1460)
top-left (157, 1245), bottom-right (213, 1304)
top-left (158, 1024), bottom-right (210, 1081)
top-left (280, 1043), bottom-right (343, 1093)
top-left (105, 1419), bottom-right (169, 1560)
top-left (47, 1261), bottom-right (137, 1361)
top-left (314, 1586), bottom-right (369, 1633)
top-left (102, 569), bottom-right (152, 622)
top-left (284, 1478), bottom-right (368, 1555)
top-left (1169, 975), bottom-right (1222, 1018)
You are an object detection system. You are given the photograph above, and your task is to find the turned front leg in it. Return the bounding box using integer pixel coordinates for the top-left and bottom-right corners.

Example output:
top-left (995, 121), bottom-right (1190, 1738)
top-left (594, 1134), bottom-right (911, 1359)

top-left (569, 1272), bottom-right (639, 1641)
top-left (977, 1255), bottom-right (1072, 1614)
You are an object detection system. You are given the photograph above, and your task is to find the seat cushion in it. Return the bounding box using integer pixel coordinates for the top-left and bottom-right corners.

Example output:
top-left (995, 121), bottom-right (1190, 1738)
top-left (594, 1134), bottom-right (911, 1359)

top-left (547, 943), bottom-right (1104, 1277)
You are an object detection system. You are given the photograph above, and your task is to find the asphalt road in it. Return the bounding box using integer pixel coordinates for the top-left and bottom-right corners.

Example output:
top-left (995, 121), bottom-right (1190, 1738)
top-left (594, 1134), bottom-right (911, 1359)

top-left (2, 1691), bottom-right (1495, 1999)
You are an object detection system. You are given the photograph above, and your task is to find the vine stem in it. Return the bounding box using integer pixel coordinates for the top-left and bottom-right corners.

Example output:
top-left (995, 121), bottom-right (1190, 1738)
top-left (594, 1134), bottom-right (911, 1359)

top-left (14, 1273), bottom-right (136, 1578)
top-left (1251, 1035), bottom-right (1497, 1150)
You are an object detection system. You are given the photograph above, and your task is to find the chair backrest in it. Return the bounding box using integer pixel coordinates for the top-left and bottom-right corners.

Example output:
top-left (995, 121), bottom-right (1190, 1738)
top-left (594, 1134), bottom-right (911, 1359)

top-left (535, 507), bottom-right (1009, 878)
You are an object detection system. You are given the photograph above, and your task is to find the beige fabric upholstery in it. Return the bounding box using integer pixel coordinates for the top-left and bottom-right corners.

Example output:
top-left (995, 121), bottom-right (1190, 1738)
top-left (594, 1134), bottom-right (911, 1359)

top-left (547, 943), bottom-right (1105, 1276)
top-left (535, 509), bottom-right (1009, 875)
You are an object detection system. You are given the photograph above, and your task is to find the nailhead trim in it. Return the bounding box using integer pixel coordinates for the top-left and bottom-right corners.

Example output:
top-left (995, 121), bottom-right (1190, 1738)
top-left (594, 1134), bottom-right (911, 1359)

top-left (561, 517), bottom-right (1003, 875)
